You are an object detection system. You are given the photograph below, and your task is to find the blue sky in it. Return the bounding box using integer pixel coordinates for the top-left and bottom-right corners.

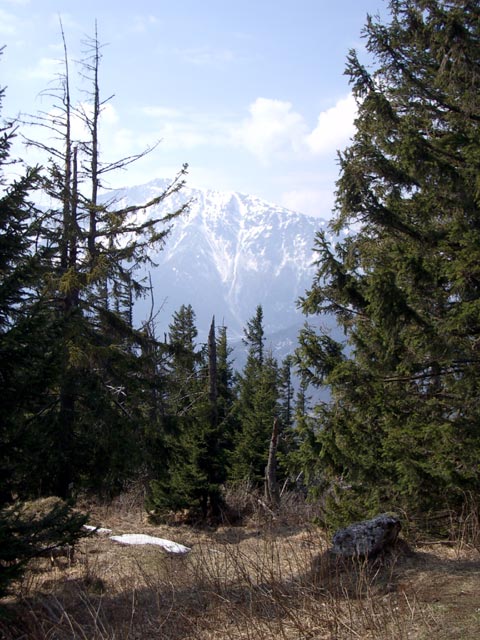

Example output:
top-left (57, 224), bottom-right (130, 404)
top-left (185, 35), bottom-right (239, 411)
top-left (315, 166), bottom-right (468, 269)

top-left (1, 0), bottom-right (386, 218)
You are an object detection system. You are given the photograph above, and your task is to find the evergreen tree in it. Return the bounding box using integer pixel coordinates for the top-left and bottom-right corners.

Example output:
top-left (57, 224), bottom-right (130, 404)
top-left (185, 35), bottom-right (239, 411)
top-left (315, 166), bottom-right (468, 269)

top-left (298, 0), bottom-right (480, 528)
top-left (166, 304), bottom-right (200, 416)
top-left (276, 355), bottom-right (298, 484)
top-left (187, 317), bottom-right (235, 518)
top-left (278, 355), bottom-right (294, 433)
top-left (0, 162), bottom-right (45, 500)
top-left (198, 320), bottom-right (237, 516)
top-left (0, 54), bottom-right (87, 597)
top-left (0, 50), bottom-right (58, 500)
top-left (288, 373), bottom-right (326, 493)
top-left (231, 306), bottom-right (280, 485)
top-left (149, 313), bottom-right (236, 519)
top-left (148, 304), bottom-right (201, 514)
top-left (216, 324), bottom-right (237, 440)
top-left (0, 497), bottom-right (87, 598)
top-left (138, 287), bottom-right (171, 486)
top-left (21, 27), bottom-right (188, 497)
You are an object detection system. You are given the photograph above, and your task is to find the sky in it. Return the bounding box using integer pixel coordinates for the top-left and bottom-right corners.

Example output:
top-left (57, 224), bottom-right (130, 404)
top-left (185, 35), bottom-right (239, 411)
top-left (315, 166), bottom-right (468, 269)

top-left (0, 0), bottom-right (387, 219)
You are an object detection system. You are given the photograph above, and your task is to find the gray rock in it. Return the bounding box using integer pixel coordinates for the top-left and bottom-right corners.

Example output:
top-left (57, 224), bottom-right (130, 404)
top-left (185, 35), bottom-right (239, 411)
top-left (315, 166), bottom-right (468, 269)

top-left (331, 514), bottom-right (401, 558)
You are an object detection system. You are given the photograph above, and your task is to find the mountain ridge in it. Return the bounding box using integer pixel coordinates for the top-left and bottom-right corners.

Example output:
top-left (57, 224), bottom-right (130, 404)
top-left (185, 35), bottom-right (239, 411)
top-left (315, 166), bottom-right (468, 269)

top-left (107, 178), bottom-right (329, 360)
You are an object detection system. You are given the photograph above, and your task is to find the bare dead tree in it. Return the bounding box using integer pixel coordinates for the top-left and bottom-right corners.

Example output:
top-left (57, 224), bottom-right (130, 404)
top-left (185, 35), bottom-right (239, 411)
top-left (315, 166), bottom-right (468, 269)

top-left (17, 21), bottom-right (190, 498)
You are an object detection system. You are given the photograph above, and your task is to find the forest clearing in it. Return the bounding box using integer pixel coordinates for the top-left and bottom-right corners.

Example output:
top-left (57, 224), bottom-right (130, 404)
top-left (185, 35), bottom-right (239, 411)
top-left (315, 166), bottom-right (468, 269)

top-left (2, 2), bottom-right (480, 637)
top-left (1, 489), bottom-right (480, 640)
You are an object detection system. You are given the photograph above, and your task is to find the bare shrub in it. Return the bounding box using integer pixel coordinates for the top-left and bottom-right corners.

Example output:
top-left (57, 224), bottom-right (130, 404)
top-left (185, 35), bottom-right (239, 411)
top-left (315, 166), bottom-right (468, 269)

top-left (222, 482), bottom-right (321, 531)
top-left (448, 493), bottom-right (480, 555)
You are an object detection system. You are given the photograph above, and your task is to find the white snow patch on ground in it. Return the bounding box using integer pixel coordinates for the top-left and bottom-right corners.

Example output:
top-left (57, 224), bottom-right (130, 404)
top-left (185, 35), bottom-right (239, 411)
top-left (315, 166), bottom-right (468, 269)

top-left (110, 534), bottom-right (191, 554)
top-left (83, 525), bottom-right (113, 535)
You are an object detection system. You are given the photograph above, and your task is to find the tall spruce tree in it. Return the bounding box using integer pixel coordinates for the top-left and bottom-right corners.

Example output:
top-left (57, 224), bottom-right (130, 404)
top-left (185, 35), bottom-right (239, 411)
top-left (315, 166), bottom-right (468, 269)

top-left (0, 49), bottom-right (61, 500)
top-left (166, 304), bottom-right (200, 417)
top-left (148, 304), bottom-right (201, 513)
top-left (0, 54), bottom-right (88, 597)
top-left (188, 317), bottom-right (235, 518)
top-left (297, 0), bottom-right (480, 528)
top-left (276, 355), bottom-right (298, 485)
top-left (231, 306), bottom-right (280, 485)
top-left (148, 312), bottom-right (235, 519)
top-left (288, 375), bottom-right (319, 488)
top-left (216, 324), bottom-right (237, 443)
top-left (21, 27), bottom-right (188, 497)
top-left (0, 144), bottom-right (43, 500)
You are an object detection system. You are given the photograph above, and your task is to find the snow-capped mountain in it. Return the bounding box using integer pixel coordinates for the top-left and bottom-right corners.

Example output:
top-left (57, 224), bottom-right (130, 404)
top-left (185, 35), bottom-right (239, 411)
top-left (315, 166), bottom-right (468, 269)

top-left (107, 178), bottom-right (330, 360)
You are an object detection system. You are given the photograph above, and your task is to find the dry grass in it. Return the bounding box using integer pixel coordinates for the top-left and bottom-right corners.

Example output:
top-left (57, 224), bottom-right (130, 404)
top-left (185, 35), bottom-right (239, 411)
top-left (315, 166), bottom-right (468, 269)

top-left (1, 493), bottom-right (480, 639)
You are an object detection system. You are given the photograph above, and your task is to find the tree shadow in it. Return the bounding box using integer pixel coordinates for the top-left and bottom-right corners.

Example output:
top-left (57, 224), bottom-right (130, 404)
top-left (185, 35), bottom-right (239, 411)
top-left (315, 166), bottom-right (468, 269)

top-left (3, 537), bottom-right (480, 639)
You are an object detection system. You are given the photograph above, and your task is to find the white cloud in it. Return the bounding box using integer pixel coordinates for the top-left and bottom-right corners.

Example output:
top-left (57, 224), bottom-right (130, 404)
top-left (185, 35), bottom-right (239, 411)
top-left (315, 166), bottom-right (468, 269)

top-left (131, 15), bottom-right (160, 33)
top-left (235, 98), bottom-right (307, 164)
top-left (156, 122), bottom-right (209, 149)
top-left (105, 127), bottom-right (138, 158)
top-left (0, 8), bottom-right (20, 34)
top-left (281, 187), bottom-right (336, 218)
top-left (100, 103), bottom-right (120, 126)
top-left (142, 106), bottom-right (184, 119)
top-left (117, 94), bottom-right (357, 168)
top-left (48, 12), bottom-right (79, 30)
top-left (70, 102), bottom-right (120, 141)
top-left (234, 94), bottom-right (357, 164)
top-left (25, 57), bottom-right (62, 80)
top-left (136, 106), bottom-right (235, 151)
top-left (41, 92), bottom-right (356, 193)
top-left (306, 94), bottom-right (357, 155)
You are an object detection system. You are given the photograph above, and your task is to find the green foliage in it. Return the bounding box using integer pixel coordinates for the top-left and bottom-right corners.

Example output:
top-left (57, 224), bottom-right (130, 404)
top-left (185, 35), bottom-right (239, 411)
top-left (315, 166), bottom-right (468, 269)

top-left (148, 312), bottom-right (236, 519)
top-left (230, 306), bottom-right (281, 485)
top-left (0, 56), bottom-right (61, 501)
top-left (297, 0), bottom-right (480, 528)
top-left (0, 497), bottom-right (88, 598)
top-left (274, 356), bottom-right (298, 484)
top-left (148, 304), bottom-right (203, 514)
top-left (21, 30), bottom-right (188, 499)
top-left (0, 30), bottom-right (191, 506)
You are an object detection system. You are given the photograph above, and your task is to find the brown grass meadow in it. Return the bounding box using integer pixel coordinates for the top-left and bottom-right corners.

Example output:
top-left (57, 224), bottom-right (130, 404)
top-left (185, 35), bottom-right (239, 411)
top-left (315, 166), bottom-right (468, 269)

top-left (1, 488), bottom-right (480, 640)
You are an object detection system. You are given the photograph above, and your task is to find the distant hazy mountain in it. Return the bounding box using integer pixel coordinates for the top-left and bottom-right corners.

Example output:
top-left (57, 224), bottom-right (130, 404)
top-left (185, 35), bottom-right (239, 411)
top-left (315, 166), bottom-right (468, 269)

top-left (106, 178), bottom-right (332, 364)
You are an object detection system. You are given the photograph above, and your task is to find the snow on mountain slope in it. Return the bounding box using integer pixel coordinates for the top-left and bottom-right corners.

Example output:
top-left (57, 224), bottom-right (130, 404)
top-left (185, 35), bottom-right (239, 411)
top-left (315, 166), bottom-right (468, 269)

top-left (106, 178), bottom-right (331, 358)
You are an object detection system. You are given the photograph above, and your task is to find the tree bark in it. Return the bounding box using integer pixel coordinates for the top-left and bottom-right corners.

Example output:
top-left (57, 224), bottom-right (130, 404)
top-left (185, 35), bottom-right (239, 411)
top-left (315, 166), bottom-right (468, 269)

top-left (264, 417), bottom-right (280, 508)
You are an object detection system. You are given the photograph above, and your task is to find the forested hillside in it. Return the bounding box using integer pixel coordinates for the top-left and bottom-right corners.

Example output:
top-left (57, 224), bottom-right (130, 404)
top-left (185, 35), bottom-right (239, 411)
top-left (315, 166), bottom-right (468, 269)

top-left (1, 0), bottom-right (480, 603)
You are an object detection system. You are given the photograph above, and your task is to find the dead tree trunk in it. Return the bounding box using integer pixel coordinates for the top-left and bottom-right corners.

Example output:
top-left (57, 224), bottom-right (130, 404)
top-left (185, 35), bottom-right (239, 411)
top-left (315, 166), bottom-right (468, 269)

top-left (264, 417), bottom-right (280, 509)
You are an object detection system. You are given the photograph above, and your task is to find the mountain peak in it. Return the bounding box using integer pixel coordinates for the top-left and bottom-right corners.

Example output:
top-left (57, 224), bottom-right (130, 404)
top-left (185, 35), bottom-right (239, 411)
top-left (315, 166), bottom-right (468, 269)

top-left (108, 179), bottom-right (327, 352)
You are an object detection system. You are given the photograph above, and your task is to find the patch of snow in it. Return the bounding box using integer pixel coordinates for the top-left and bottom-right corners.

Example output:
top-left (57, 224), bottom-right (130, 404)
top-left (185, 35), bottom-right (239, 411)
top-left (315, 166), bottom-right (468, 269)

top-left (83, 525), bottom-right (113, 536)
top-left (110, 534), bottom-right (191, 554)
